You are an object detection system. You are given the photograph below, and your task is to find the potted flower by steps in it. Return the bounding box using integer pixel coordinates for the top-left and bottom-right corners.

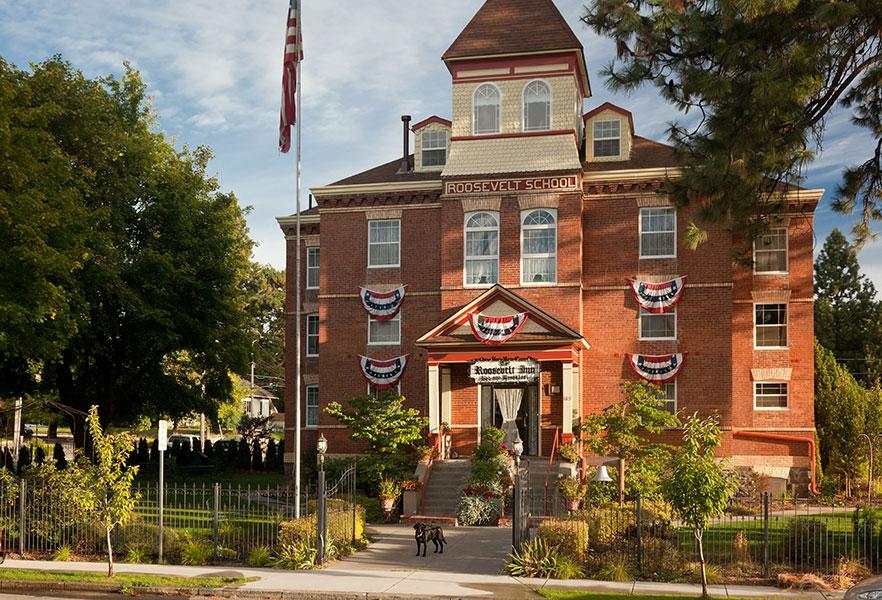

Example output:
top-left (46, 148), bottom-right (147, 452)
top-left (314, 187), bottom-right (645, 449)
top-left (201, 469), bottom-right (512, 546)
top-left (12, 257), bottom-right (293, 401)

top-left (556, 474), bottom-right (585, 512)
top-left (379, 478), bottom-right (402, 514)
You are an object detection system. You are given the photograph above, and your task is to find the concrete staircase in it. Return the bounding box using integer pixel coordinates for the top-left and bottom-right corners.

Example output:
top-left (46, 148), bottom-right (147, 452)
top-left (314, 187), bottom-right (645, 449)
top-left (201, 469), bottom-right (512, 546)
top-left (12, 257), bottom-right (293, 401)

top-left (523, 458), bottom-right (566, 517)
top-left (421, 459), bottom-right (471, 517)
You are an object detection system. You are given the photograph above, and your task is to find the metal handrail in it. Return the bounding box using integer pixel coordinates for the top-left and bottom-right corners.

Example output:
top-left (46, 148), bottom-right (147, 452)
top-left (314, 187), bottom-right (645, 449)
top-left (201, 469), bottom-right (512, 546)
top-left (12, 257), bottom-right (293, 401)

top-left (544, 426), bottom-right (560, 516)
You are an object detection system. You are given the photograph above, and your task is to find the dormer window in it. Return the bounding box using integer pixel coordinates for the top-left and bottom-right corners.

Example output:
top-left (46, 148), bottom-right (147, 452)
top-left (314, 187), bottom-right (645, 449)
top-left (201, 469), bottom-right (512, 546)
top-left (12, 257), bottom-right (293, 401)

top-left (594, 120), bottom-right (621, 157)
top-left (421, 131), bottom-right (447, 167)
top-left (473, 83), bottom-right (501, 135)
top-left (523, 80), bottom-right (551, 132)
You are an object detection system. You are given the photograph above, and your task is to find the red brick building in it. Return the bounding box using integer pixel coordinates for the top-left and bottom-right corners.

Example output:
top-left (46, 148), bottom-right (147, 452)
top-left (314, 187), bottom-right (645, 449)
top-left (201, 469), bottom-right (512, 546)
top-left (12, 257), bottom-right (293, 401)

top-left (277, 0), bottom-right (821, 492)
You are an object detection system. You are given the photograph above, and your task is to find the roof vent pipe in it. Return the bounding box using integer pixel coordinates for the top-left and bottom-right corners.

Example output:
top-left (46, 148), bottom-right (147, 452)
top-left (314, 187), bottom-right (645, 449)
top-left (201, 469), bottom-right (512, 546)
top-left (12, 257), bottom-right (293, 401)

top-left (396, 115), bottom-right (411, 174)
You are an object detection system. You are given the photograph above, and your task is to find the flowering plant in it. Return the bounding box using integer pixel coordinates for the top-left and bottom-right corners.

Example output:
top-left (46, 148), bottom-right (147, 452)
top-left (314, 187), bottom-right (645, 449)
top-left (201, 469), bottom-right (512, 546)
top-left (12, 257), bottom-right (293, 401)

top-left (378, 478), bottom-right (402, 499)
top-left (498, 443), bottom-right (515, 458)
top-left (461, 485), bottom-right (506, 500)
top-left (399, 478), bottom-right (421, 492)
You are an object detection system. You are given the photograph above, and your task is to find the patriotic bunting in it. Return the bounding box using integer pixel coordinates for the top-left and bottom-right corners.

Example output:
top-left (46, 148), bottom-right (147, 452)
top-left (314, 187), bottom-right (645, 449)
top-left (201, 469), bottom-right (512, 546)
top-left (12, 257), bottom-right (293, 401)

top-left (628, 353), bottom-right (685, 384)
top-left (358, 355), bottom-right (409, 390)
top-left (629, 277), bottom-right (686, 314)
top-left (358, 285), bottom-right (407, 320)
top-left (468, 312), bottom-right (528, 345)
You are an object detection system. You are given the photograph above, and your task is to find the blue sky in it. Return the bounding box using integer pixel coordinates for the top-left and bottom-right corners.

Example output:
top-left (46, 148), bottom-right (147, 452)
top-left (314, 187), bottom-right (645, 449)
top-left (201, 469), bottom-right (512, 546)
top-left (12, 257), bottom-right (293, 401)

top-left (1, 0), bottom-right (879, 290)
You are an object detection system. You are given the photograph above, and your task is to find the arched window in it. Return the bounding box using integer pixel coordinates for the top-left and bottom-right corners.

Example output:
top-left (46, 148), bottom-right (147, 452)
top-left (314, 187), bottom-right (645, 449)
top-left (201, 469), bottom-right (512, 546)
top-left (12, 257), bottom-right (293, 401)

top-left (523, 80), bottom-right (551, 132)
top-left (473, 83), bottom-right (501, 135)
top-left (464, 211), bottom-right (499, 285)
top-left (521, 209), bottom-right (557, 284)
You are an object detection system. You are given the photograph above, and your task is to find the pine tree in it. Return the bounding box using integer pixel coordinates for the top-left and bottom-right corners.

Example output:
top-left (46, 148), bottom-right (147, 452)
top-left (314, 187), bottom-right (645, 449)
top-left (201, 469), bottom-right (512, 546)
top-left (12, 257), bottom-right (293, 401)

top-left (35, 444), bottom-right (46, 464)
top-left (203, 439), bottom-right (214, 462)
top-left (251, 439), bottom-right (264, 471)
top-left (53, 442), bottom-right (68, 469)
top-left (237, 438), bottom-right (251, 471)
top-left (265, 438), bottom-right (279, 472)
top-left (18, 446), bottom-right (31, 473)
top-left (137, 438), bottom-right (149, 463)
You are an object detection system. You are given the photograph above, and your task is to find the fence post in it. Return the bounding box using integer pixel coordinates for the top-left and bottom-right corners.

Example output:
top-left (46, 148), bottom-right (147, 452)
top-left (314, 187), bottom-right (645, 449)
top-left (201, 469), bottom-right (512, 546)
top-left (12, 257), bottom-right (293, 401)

top-left (351, 458), bottom-right (357, 544)
top-left (213, 483), bottom-right (220, 560)
top-left (636, 490), bottom-right (642, 572)
top-left (317, 468), bottom-right (326, 566)
top-left (19, 478), bottom-right (25, 557)
top-left (763, 492), bottom-right (770, 580)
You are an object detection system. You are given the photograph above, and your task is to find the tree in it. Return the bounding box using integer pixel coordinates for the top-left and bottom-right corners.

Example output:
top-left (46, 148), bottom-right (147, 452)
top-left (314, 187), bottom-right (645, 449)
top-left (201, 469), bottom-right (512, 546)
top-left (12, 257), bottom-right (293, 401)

top-left (325, 391), bottom-right (428, 456)
top-left (577, 382), bottom-right (679, 495)
top-left (661, 413), bottom-right (735, 597)
top-left (83, 405), bottom-right (139, 577)
top-left (237, 413), bottom-right (273, 444)
top-left (582, 0), bottom-right (882, 248)
top-left (0, 57), bottom-right (254, 431)
top-left (815, 229), bottom-right (882, 380)
top-left (242, 263), bottom-right (286, 404)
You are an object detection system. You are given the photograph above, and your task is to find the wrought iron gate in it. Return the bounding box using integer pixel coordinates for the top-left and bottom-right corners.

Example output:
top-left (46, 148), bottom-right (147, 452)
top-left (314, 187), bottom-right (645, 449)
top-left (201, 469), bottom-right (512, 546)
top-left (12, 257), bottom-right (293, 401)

top-left (317, 458), bottom-right (357, 565)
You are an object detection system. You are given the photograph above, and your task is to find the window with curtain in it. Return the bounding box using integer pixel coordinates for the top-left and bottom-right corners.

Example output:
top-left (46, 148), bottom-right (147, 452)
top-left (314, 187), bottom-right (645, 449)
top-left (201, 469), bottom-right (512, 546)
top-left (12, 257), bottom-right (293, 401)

top-left (306, 385), bottom-right (319, 427)
top-left (368, 219), bottom-right (400, 267)
top-left (755, 303), bottom-right (787, 347)
top-left (639, 306), bottom-right (676, 339)
top-left (421, 131), bottom-right (447, 167)
top-left (473, 83), bottom-right (501, 135)
top-left (521, 209), bottom-right (556, 283)
top-left (754, 228), bottom-right (788, 273)
top-left (464, 211), bottom-right (499, 285)
top-left (306, 246), bottom-right (319, 289)
top-left (639, 207), bottom-right (676, 257)
top-left (306, 313), bottom-right (319, 356)
top-left (523, 80), bottom-right (551, 132)
top-left (368, 312), bottom-right (401, 345)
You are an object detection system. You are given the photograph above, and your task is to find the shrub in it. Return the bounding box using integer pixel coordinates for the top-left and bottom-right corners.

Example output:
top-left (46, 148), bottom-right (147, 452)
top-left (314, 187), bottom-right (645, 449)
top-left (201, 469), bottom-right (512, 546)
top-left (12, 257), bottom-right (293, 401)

top-left (52, 545), bottom-right (72, 561)
top-left (279, 502), bottom-right (365, 548)
top-left (251, 439), bottom-right (264, 471)
top-left (538, 519), bottom-right (593, 564)
top-left (181, 536), bottom-right (213, 565)
top-left (249, 546), bottom-right (273, 567)
top-left (556, 475), bottom-right (585, 501)
top-left (596, 556), bottom-right (634, 581)
top-left (125, 544), bottom-right (152, 563)
top-left (783, 517), bottom-right (829, 567)
top-left (640, 537), bottom-right (682, 575)
top-left (456, 494), bottom-right (502, 526)
top-left (504, 538), bottom-right (573, 578)
top-left (270, 540), bottom-right (316, 569)
top-left (557, 443), bottom-right (580, 464)
top-left (688, 562), bottom-right (721, 584)
top-left (237, 438), bottom-right (251, 470)
top-left (378, 478), bottom-right (401, 499)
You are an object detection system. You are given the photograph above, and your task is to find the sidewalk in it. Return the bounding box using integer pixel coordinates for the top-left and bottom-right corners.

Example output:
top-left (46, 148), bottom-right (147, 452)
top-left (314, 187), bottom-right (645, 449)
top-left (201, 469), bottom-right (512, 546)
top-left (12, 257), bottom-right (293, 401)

top-left (0, 524), bottom-right (849, 600)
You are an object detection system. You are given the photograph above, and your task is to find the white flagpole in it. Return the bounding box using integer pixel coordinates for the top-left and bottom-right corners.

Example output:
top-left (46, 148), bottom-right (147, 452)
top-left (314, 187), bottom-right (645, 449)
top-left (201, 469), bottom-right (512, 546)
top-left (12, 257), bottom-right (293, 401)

top-left (293, 0), bottom-right (303, 519)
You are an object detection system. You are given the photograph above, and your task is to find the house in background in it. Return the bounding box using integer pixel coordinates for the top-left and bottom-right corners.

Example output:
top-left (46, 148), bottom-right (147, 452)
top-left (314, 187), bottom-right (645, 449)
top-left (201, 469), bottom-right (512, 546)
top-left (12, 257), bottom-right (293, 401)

top-left (241, 379), bottom-right (279, 419)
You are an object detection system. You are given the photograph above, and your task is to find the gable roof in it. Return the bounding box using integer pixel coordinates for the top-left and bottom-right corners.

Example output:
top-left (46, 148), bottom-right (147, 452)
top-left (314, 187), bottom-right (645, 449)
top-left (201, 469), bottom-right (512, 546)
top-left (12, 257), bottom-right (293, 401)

top-left (411, 116), bottom-right (452, 131)
top-left (443, 0), bottom-right (583, 61)
top-left (417, 284), bottom-right (588, 349)
top-left (583, 102), bottom-right (635, 134)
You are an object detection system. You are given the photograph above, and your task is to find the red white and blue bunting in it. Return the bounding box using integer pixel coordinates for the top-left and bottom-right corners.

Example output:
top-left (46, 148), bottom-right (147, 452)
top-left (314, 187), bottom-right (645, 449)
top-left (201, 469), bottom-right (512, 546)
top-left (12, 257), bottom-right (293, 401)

top-left (358, 354), bottom-right (409, 390)
top-left (358, 285), bottom-right (407, 321)
top-left (628, 353), bottom-right (685, 384)
top-left (629, 277), bottom-right (686, 314)
top-left (468, 312), bottom-right (528, 345)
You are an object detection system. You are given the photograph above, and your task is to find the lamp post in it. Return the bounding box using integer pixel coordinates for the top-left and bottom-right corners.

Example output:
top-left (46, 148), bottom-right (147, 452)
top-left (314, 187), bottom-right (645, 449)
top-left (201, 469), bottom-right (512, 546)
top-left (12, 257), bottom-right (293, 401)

top-left (316, 434), bottom-right (327, 565)
top-left (512, 436), bottom-right (524, 551)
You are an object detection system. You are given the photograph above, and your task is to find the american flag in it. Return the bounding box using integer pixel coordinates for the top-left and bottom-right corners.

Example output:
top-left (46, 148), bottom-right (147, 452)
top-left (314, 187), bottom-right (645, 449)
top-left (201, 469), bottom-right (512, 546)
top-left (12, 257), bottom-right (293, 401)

top-left (279, 0), bottom-right (302, 153)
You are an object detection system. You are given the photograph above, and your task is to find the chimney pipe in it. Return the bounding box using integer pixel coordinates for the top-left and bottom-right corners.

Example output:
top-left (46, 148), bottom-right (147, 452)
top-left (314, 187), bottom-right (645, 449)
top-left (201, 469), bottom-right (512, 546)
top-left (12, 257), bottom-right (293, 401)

top-left (397, 115), bottom-right (411, 174)
top-left (308, 193), bottom-right (313, 209)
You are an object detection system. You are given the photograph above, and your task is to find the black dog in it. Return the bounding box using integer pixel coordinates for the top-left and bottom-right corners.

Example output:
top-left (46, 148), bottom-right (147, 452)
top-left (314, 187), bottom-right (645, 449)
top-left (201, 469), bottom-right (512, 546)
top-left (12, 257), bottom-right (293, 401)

top-left (413, 522), bottom-right (446, 556)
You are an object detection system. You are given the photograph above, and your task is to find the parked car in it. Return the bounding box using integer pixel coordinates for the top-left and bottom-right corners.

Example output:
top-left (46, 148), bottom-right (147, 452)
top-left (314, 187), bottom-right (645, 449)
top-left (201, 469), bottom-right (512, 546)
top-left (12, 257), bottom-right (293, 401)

top-left (846, 574), bottom-right (882, 600)
top-left (167, 434), bottom-right (201, 448)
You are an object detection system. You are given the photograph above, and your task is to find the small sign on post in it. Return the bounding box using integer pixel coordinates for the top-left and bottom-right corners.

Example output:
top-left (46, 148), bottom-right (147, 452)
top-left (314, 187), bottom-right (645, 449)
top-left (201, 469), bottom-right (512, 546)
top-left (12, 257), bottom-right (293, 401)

top-left (157, 420), bottom-right (168, 452)
top-left (157, 420), bottom-right (167, 563)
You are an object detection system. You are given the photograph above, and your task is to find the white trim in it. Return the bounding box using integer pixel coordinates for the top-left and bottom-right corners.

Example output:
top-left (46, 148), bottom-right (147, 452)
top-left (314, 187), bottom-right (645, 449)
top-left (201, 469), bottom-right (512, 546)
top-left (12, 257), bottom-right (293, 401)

top-left (661, 381), bottom-right (677, 418)
top-left (306, 246), bottom-right (320, 289)
top-left (305, 313), bottom-right (319, 357)
top-left (522, 79), bottom-right (552, 133)
top-left (520, 208), bottom-right (557, 285)
top-left (277, 214), bottom-right (320, 225)
top-left (754, 381), bottom-right (789, 411)
top-left (637, 306), bottom-right (677, 341)
top-left (753, 227), bottom-right (789, 275)
top-left (421, 130), bottom-right (448, 168)
top-left (464, 211), bottom-right (500, 287)
top-left (367, 312), bottom-right (401, 346)
top-left (367, 219), bottom-right (400, 268)
top-left (753, 302), bottom-right (788, 349)
top-left (639, 206), bottom-right (677, 259)
top-left (305, 385), bottom-right (319, 428)
top-left (473, 82), bottom-right (502, 136)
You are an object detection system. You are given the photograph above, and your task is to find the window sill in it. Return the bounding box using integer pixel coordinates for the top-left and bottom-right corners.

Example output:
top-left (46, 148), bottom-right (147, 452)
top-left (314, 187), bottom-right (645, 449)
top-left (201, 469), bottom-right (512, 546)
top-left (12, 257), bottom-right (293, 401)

top-left (638, 337), bottom-right (678, 342)
top-left (639, 254), bottom-right (677, 260)
top-left (754, 407), bottom-right (789, 411)
top-left (367, 342), bottom-right (401, 346)
top-left (367, 264), bottom-right (400, 269)
top-left (306, 286), bottom-right (318, 290)
top-left (754, 346), bottom-right (789, 351)
top-left (306, 354), bottom-right (319, 358)
top-left (464, 283), bottom-right (496, 288)
top-left (519, 281), bottom-right (557, 287)
top-left (754, 271), bottom-right (789, 276)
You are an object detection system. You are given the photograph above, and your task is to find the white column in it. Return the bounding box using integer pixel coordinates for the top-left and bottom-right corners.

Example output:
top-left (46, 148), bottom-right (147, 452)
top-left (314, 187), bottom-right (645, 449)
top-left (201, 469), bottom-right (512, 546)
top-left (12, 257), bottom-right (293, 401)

top-left (441, 368), bottom-right (452, 428)
top-left (562, 362), bottom-right (574, 435)
top-left (572, 365), bottom-right (581, 426)
top-left (428, 364), bottom-right (440, 433)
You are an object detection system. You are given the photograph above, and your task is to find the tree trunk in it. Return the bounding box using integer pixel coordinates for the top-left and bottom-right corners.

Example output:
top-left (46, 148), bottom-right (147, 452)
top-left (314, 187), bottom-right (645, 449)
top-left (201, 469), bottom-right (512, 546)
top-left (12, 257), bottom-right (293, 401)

top-left (696, 529), bottom-right (708, 597)
top-left (106, 526), bottom-right (114, 577)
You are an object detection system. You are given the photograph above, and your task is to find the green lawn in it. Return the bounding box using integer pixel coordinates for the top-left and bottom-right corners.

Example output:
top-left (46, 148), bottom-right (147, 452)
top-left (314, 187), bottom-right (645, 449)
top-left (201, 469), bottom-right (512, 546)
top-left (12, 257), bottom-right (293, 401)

top-left (0, 568), bottom-right (255, 588)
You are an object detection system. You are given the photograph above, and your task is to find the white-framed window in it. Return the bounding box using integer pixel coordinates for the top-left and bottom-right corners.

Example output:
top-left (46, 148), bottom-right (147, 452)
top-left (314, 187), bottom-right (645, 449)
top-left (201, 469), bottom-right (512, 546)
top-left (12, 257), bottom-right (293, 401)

top-left (306, 385), bottom-right (319, 427)
top-left (521, 209), bottom-right (557, 284)
top-left (594, 119), bottom-right (621, 157)
top-left (639, 306), bottom-right (676, 340)
top-left (464, 211), bottom-right (499, 286)
top-left (368, 312), bottom-right (401, 345)
top-left (306, 246), bottom-right (320, 289)
top-left (368, 382), bottom-right (400, 397)
top-left (754, 303), bottom-right (787, 348)
top-left (368, 219), bottom-right (400, 268)
top-left (421, 130), bottom-right (448, 167)
top-left (523, 79), bottom-right (551, 132)
top-left (754, 381), bottom-right (788, 410)
top-left (306, 313), bottom-right (319, 357)
top-left (754, 228), bottom-right (788, 274)
top-left (657, 382), bottom-right (677, 416)
top-left (639, 207), bottom-right (676, 258)
top-left (473, 83), bottom-right (501, 135)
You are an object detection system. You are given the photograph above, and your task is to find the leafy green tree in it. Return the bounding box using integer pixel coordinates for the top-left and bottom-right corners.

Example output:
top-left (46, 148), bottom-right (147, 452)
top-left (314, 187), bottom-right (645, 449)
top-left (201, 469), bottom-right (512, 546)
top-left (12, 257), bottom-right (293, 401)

top-left (326, 391), bottom-right (428, 456)
top-left (661, 413), bottom-right (735, 597)
top-left (815, 229), bottom-right (882, 380)
top-left (243, 263), bottom-right (286, 404)
top-left (582, 0), bottom-right (882, 248)
top-left (83, 405), bottom-right (139, 576)
top-left (237, 413), bottom-right (273, 444)
top-left (0, 57), bottom-right (254, 430)
top-left (577, 382), bottom-right (679, 495)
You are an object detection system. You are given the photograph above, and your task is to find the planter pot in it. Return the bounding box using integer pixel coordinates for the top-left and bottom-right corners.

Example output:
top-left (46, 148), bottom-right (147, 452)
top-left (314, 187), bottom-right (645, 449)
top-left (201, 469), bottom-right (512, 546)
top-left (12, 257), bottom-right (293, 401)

top-left (565, 498), bottom-right (580, 512)
top-left (380, 497), bottom-right (396, 513)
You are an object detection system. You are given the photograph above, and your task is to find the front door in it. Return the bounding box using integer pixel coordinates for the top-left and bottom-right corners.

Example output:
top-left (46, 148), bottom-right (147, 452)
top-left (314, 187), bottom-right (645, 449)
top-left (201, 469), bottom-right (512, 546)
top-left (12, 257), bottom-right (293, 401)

top-left (481, 384), bottom-right (539, 455)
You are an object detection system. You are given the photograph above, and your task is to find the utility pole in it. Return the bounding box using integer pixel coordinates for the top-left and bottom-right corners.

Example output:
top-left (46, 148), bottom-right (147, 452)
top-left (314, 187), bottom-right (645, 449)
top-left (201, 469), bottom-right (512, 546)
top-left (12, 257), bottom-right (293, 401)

top-left (12, 397), bottom-right (22, 469)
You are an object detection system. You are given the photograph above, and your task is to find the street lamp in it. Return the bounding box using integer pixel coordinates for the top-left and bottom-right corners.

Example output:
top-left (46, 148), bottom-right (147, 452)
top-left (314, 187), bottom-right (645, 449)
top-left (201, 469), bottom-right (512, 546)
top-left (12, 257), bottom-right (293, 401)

top-left (512, 434), bottom-right (524, 551)
top-left (317, 433), bottom-right (328, 467)
top-left (316, 433), bottom-right (328, 565)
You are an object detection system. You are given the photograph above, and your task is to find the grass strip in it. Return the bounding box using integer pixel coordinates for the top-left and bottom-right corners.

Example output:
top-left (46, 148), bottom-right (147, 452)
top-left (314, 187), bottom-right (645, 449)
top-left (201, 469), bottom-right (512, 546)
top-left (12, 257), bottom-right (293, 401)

top-left (0, 568), bottom-right (255, 588)
top-left (537, 592), bottom-right (759, 600)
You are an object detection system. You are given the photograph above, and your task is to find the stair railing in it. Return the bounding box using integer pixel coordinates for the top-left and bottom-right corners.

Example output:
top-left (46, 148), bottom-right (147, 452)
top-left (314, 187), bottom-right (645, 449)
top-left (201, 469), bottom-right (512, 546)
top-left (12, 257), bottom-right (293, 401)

top-left (420, 432), bottom-right (444, 514)
top-left (544, 426), bottom-right (560, 516)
